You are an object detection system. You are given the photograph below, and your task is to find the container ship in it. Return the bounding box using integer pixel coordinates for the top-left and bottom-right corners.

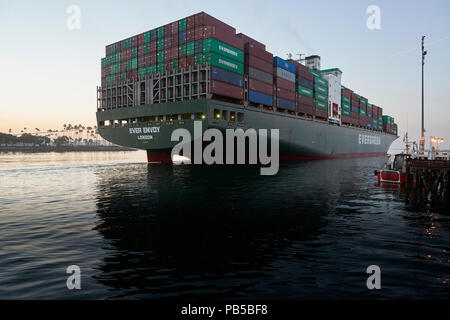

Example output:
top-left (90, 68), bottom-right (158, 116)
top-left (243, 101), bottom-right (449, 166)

top-left (96, 12), bottom-right (399, 162)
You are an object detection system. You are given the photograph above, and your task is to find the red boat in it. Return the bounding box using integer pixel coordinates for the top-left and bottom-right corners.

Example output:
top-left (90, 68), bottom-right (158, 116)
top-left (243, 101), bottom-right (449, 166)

top-left (375, 154), bottom-right (410, 184)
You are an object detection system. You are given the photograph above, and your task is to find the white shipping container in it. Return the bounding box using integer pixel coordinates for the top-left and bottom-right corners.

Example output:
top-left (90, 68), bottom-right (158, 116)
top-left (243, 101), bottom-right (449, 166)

top-left (274, 67), bottom-right (295, 83)
top-left (322, 69), bottom-right (342, 124)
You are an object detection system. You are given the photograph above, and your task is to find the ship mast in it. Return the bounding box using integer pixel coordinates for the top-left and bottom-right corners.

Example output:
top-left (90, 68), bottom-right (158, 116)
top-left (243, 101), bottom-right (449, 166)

top-left (420, 36), bottom-right (427, 151)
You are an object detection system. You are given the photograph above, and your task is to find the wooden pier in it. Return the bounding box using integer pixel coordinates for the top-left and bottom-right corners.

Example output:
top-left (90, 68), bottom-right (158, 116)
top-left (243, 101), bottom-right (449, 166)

top-left (405, 151), bottom-right (450, 200)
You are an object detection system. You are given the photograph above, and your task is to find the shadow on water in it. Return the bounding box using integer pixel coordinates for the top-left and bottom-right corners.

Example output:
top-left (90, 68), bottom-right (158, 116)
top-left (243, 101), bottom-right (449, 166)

top-left (91, 157), bottom-right (449, 299)
top-left (92, 159), bottom-right (384, 299)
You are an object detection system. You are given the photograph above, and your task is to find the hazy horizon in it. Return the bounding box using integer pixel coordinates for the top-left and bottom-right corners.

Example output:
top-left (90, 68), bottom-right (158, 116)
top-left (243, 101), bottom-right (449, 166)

top-left (1, 0), bottom-right (449, 151)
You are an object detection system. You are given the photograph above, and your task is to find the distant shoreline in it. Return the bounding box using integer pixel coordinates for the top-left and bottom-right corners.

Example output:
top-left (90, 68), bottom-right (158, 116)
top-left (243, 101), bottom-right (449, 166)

top-left (0, 145), bottom-right (138, 153)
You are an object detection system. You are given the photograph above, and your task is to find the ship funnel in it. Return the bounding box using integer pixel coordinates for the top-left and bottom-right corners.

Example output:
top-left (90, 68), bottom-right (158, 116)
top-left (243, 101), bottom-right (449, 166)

top-left (305, 55), bottom-right (321, 71)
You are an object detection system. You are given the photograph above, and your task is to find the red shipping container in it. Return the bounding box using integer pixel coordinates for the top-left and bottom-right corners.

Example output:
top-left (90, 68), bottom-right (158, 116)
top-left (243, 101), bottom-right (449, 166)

top-left (131, 36), bottom-right (137, 47)
top-left (297, 94), bottom-right (314, 106)
top-left (275, 87), bottom-right (295, 101)
top-left (211, 80), bottom-right (243, 100)
top-left (164, 37), bottom-right (172, 48)
top-left (245, 55), bottom-right (273, 74)
top-left (186, 29), bottom-right (195, 42)
top-left (342, 116), bottom-right (351, 124)
top-left (138, 57), bottom-right (146, 67)
top-left (150, 54), bottom-right (157, 65)
top-left (202, 26), bottom-right (243, 50)
top-left (150, 41), bottom-right (157, 53)
top-left (249, 78), bottom-right (272, 95)
top-left (171, 34), bottom-right (178, 45)
top-left (121, 61), bottom-right (126, 71)
top-left (194, 26), bottom-right (203, 41)
top-left (187, 15), bottom-right (195, 29)
top-left (138, 45), bottom-right (145, 57)
top-left (164, 24), bottom-right (171, 36)
top-left (115, 41), bottom-right (121, 52)
top-left (315, 108), bottom-right (328, 118)
top-left (171, 21), bottom-right (178, 34)
top-left (179, 57), bottom-right (187, 69)
top-left (298, 103), bottom-right (313, 115)
top-left (194, 12), bottom-right (236, 34)
top-left (237, 33), bottom-right (265, 50)
top-left (245, 44), bottom-right (273, 63)
top-left (186, 55), bottom-right (194, 67)
top-left (138, 33), bottom-right (145, 46)
top-left (127, 70), bottom-right (137, 80)
top-left (341, 88), bottom-right (353, 98)
top-left (274, 77), bottom-right (295, 91)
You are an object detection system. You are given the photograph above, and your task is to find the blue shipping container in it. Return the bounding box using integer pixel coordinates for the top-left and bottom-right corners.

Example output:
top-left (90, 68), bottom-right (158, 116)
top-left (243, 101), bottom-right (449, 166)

top-left (297, 76), bottom-right (313, 90)
top-left (211, 66), bottom-right (243, 87)
top-left (249, 90), bottom-right (273, 106)
top-left (178, 31), bottom-right (187, 44)
top-left (273, 56), bottom-right (295, 74)
top-left (367, 123), bottom-right (372, 129)
top-left (194, 40), bottom-right (203, 54)
top-left (351, 107), bottom-right (359, 113)
top-left (277, 98), bottom-right (296, 111)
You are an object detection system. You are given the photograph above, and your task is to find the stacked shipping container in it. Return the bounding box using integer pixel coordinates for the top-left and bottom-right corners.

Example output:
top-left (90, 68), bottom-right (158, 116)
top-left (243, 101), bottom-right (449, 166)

top-left (243, 39), bottom-right (274, 106)
top-left (273, 57), bottom-right (296, 112)
top-left (101, 11), bottom-right (397, 135)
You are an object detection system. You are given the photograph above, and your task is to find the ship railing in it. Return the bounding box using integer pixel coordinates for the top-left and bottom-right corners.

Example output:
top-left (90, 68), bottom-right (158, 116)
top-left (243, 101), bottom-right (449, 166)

top-left (411, 150), bottom-right (450, 160)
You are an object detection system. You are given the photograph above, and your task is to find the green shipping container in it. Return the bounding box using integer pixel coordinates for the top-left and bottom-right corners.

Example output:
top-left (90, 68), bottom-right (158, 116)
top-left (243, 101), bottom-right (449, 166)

top-left (149, 64), bottom-right (157, 74)
top-left (157, 63), bottom-right (164, 73)
top-left (179, 18), bottom-right (186, 32)
top-left (138, 67), bottom-right (147, 78)
top-left (144, 43), bottom-right (150, 55)
top-left (342, 103), bottom-right (351, 111)
top-left (158, 39), bottom-right (164, 51)
top-left (101, 58), bottom-right (107, 68)
top-left (132, 47), bottom-right (138, 59)
top-left (122, 38), bottom-right (132, 50)
top-left (367, 103), bottom-right (372, 109)
top-left (359, 98), bottom-right (367, 106)
top-left (360, 109), bottom-right (367, 116)
top-left (179, 44), bottom-right (187, 57)
top-left (110, 43), bottom-right (115, 55)
top-left (342, 109), bottom-right (351, 116)
top-left (315, 92), bottom-right (328, 103)
top-left (315, 100), bottom-right (327, 110)
top-left (170, 59), bottom-right (178, 70)
top-left (144, 31), bottom-right (151, 43)
top-left (314, 75), bottom-right (328, 87)
top-left (157, 27), bottom-right (164, 39)
top-left (194, 53), bottom-right (204, 66)
top-left (314, 83), bottom-right (328, 95)
top-left (126, 58), bottom-right (138, 71)
top-left (202, 38), bottom-right (244, 63)
top-left (157, 51), bottom-right (164, 64)
top-left (342, 96), bottom-right (350, 104)
top-left (203, 53), bottom-right (244, 74)
top-left (297, 86), bottom-right (313, 98)
top-left (121, 72), bottom-right (126, 82)
top-left (186, 42), bottom-right (195, 56)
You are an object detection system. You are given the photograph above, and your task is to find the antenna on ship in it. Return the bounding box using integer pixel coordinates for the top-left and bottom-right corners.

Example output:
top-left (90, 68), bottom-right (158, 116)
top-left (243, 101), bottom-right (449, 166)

top-left (296, 54), bottom-right (306, 63)
top-left (420, 36), bottom-right (427, 151)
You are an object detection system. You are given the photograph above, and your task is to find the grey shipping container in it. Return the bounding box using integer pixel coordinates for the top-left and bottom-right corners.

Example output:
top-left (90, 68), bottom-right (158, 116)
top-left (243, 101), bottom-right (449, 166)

top-left (277, 97), bottom-right (296, 111)
top-left (274, 67), bottom-right (295, 83)
top-left (247, 67), bottom-right (273, 85)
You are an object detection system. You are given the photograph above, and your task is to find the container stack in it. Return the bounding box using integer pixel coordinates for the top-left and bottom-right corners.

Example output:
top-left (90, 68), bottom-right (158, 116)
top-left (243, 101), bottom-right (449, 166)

top-left (366, 103), bottom-right (373, 129)
top-left (372, 104), bottom-right (379, 131)
top-left (359, 96), bottom-right (368, 127)
top-left (101, 12), bottom-right (245, 101)
top-left (383, 115), bottom-right (394, 133)
top-left (341, 87), bottom-right (352, 124)
top-left (351, 92), bottom-right (360, 126)
top-left (288, 59), bottom-right (314, 117)
top-left (309, 69), bottom-right (329, 119)
top-left (377, 107), bottom-right (384, 131)
top-left (273, 57), bottom-right (296, 112)
top-left (241, 36), bottom-right (274, 107)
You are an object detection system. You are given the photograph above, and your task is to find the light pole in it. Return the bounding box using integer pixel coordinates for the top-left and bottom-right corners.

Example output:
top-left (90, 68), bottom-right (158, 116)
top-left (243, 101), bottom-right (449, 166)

top-left (420, 36), bottom-right (427, 151)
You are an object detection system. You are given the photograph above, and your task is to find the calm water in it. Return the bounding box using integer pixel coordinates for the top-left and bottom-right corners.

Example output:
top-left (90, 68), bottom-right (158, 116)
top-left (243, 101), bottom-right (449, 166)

top-left (0, 151), bottom-right (448, 300)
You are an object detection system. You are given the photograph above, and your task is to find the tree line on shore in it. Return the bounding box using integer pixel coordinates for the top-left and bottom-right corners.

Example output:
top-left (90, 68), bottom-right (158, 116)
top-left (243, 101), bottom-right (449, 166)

top-left (1, 124), bottom-right (105, 146)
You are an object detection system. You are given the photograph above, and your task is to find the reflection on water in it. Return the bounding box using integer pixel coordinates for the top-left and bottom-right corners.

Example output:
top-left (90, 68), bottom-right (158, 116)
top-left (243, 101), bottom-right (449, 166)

top-left (0, 152), bottom-right (448, 299)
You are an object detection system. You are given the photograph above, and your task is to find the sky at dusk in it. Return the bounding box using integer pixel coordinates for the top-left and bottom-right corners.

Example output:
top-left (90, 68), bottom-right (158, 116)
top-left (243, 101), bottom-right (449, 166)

top-left (1, 0), bottom-right (449, 150)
